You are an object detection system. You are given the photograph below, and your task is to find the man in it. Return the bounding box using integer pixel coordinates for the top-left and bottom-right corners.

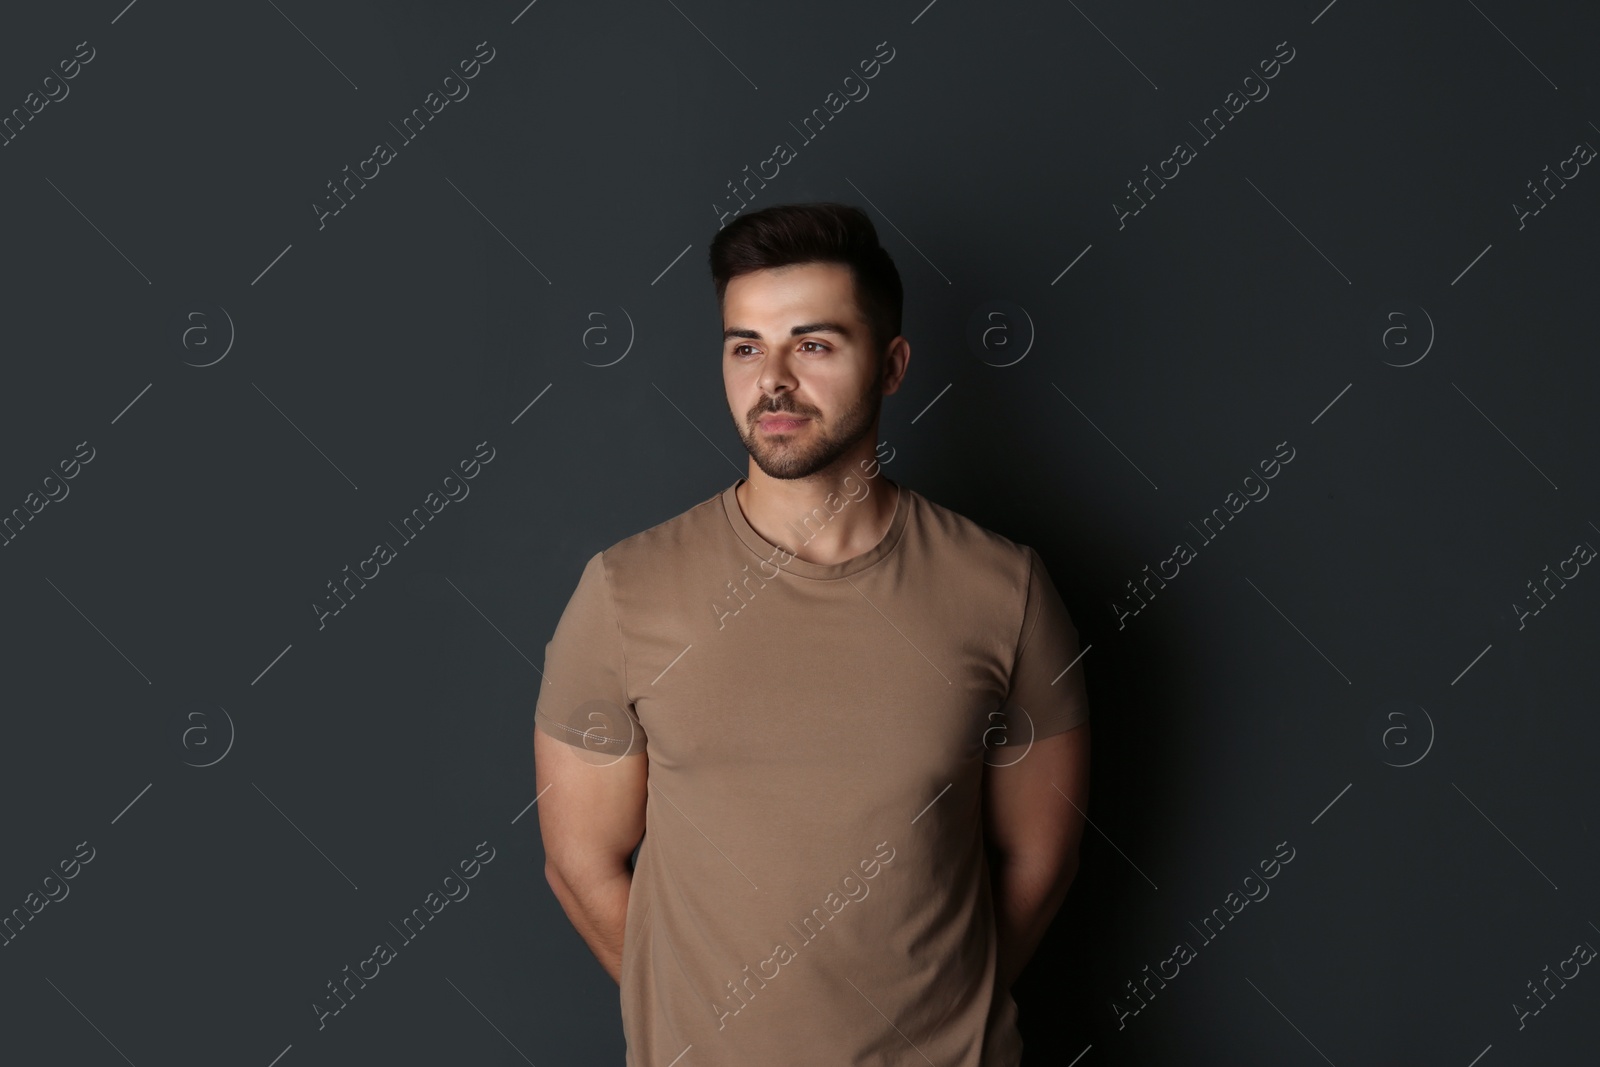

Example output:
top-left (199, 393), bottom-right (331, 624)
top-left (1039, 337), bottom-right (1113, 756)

top-left (533, 202), bottom-right (1090, 1066)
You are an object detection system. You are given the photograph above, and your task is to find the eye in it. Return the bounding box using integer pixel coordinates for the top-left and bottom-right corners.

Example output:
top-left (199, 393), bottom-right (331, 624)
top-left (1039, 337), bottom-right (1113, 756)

top-left (731, 344), bottom-right (757, 358)
top-left (799, 340), bottom-right (829, 352)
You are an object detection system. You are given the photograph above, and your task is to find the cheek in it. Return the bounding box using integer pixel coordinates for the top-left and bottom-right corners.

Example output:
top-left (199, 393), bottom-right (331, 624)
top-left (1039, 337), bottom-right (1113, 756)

top-left (817, 366), bottom-right (870, 404)
top-left (725, 356), bottom-right (762, 381)
top-left (725, 367), bottom-right (761, 408)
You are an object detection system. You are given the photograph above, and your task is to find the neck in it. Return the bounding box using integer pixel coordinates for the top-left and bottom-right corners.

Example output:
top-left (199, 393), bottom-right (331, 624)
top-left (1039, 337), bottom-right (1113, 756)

top-left (736, 465), bottom-right (898, 567)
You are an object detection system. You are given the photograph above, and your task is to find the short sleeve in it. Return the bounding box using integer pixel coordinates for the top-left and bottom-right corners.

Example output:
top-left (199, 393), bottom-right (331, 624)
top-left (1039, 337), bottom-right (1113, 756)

top-left (533, 551), bottom-right (648, 757)
top-left (1001, 546), bottom-right (1089, 740)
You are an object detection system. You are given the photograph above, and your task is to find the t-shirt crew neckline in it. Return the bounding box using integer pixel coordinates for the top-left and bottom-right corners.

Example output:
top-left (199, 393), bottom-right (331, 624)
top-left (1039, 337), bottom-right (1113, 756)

top-left (721, 476), bottom-right (910, 581)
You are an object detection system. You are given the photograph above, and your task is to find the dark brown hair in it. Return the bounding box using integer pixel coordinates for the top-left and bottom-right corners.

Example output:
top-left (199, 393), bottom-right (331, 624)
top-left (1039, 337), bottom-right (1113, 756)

top-left (708, 202), bottom-right (903, 358)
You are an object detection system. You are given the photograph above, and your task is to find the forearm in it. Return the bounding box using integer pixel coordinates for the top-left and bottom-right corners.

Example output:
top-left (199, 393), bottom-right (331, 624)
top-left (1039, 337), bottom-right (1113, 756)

top-left (546, 863), bottom-right (633, 984)
top-left (990, 853), bottom-right (1079, 993)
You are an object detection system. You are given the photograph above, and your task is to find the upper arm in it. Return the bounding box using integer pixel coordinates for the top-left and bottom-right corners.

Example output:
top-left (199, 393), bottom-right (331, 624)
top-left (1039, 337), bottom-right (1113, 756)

top-left (532, 550), bottom-right (651, 886)
top-left (535, 732), bottom-right (648, 886)
top-left (982, 723), bottom-right (1090, 871)
top-left (984, 544), bottom-right (1092, 868)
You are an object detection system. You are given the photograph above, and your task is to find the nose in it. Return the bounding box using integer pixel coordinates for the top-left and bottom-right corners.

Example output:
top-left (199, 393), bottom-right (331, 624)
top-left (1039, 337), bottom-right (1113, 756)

top-left (758, 350), bottom-right (799, 400)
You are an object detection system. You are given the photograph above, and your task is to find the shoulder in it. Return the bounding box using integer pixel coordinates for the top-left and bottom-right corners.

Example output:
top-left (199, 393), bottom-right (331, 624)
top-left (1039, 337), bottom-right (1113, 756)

top-left (909, 487), bottom-right (1035, 596)
top-left (594, 484), bottom-right (729, 578)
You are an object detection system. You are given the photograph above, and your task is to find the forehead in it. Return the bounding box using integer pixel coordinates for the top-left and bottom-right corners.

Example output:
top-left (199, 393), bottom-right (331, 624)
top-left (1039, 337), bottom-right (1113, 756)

top-left (721, 262), bottom-right (863, 325)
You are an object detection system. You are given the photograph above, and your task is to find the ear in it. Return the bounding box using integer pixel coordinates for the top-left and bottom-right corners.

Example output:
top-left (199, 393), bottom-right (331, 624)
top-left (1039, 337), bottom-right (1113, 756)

top-left (881, 337), bottom-right (911, 396)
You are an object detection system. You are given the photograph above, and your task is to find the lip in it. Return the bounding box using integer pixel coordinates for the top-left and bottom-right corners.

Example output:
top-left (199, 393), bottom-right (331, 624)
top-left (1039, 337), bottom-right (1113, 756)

top-left (758, 415), bottom-right (809, 431)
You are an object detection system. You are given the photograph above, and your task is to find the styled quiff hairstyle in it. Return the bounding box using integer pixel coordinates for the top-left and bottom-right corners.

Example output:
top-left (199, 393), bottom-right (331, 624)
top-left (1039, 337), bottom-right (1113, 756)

top-left (708, 202), bottom-right (904, 359)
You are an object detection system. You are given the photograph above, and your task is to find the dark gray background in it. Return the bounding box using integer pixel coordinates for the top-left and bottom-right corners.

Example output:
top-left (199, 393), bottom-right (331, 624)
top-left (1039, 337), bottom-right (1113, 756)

top-left (2, 0), bottom-right (1597, 1063)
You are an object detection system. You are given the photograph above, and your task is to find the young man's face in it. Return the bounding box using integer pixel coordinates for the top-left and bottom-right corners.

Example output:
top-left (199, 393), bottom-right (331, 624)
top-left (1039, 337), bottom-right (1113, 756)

top-left (721, 261), bottom-right (899, 481)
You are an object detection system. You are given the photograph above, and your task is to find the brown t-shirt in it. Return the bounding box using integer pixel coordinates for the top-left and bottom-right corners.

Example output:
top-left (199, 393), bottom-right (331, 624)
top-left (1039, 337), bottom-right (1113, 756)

top-left (534, 476), bottom-right (1089, 1067)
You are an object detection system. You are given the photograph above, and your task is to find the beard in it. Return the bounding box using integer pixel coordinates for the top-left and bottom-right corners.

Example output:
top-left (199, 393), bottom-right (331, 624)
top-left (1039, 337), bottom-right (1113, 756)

top-left (734, 365), bottom-right (883, 481)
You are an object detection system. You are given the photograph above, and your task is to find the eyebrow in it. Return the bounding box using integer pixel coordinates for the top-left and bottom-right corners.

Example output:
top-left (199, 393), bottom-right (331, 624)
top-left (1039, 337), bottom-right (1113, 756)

top-left (722, 321), bottom-right (854, 342)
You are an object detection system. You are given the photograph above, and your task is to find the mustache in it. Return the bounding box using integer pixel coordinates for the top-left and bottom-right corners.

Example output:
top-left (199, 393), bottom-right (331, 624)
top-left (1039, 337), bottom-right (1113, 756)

top-left (752, 400), bottom-right (813, 418)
